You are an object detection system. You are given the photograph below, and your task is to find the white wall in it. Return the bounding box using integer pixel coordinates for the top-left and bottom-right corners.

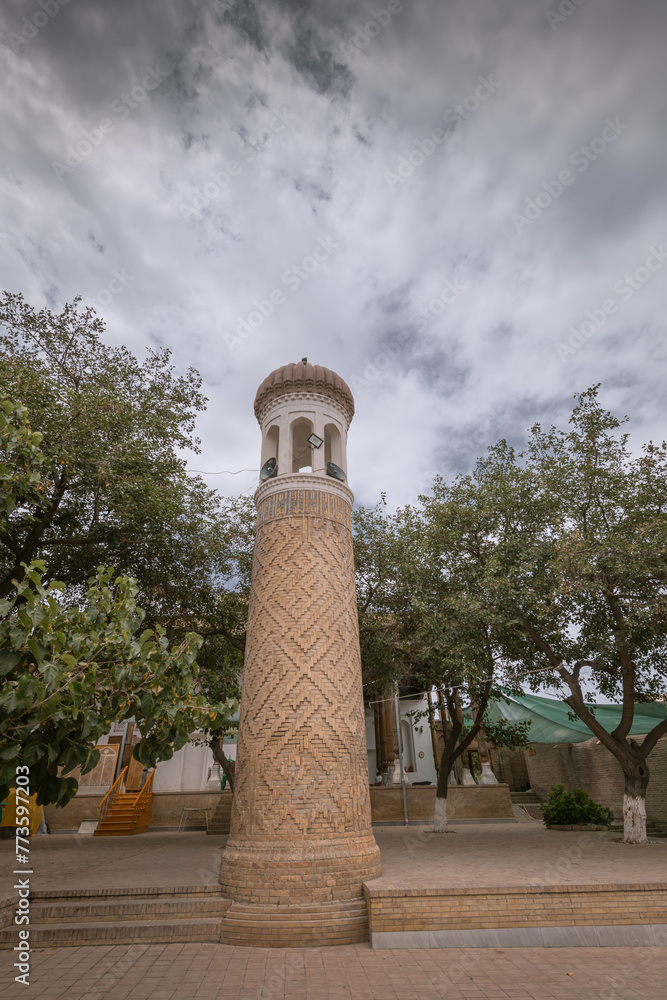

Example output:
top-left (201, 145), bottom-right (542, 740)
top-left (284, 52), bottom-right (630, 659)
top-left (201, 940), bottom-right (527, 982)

top-left (364, 696), bottom-right (438, 785)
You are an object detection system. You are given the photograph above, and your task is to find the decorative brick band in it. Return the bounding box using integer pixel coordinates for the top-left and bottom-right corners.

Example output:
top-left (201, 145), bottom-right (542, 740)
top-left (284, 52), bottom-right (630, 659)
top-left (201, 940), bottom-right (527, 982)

top-left (256, 488), bottom-right (351, 528)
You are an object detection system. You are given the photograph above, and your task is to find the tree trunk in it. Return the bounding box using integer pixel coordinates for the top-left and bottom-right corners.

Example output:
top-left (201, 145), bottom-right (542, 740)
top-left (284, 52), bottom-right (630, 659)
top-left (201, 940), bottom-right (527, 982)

top-left (434, 695), bottom-right (459, 833)
top-left (434, 748), bottom-right (451, 832)
top-left (623, 765), bottom-right (649, 844)
top-left (209, 737), bottom-right (235, 792)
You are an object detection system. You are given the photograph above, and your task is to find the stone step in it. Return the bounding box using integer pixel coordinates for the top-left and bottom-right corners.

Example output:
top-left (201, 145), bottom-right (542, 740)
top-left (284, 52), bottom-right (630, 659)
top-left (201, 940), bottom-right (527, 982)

top-left (94, 828), bottom-right (149, 836)
top-left (517, 804), bottom-right (543, 819)
top-left (510, 792), bottom-right (541, 803)
top-left (227, 908), bottom-right (367, 922)
top-left (220, 898), bottom-right (370, 947)
top-left (29, 895), bottom-right (228, 924)
top-left (229, 899), bottom-right (366, 915)
top-left (0, 918), bottom-right (222, 949)
top-left (610, 821), bottom-right (666, 836)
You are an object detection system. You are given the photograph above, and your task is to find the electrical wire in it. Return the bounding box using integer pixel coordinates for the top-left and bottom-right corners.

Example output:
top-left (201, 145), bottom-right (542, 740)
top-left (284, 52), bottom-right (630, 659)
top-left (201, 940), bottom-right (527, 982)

top-left (187, 467), bottom-right (259, 475)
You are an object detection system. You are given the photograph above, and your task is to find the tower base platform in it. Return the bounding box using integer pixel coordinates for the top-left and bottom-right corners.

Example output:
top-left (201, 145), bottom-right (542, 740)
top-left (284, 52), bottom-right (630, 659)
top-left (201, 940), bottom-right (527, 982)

top-left (221, 898), bottom-right (369, 947)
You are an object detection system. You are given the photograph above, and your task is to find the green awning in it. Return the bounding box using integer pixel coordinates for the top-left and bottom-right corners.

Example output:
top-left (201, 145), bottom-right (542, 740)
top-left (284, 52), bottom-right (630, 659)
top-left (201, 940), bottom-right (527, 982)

top-left (484, 691), bottom-right (667, 744)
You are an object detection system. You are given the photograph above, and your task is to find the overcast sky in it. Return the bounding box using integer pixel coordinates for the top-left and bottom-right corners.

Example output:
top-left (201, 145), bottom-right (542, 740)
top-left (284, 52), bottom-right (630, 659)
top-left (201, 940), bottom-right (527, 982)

top-left (2, 0), bottom-right (666, 508)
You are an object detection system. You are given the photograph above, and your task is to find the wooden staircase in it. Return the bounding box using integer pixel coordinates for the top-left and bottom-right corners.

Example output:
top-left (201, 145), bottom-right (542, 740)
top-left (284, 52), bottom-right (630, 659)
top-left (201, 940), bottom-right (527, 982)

top-left (94, 766), bottom-right (155, 836)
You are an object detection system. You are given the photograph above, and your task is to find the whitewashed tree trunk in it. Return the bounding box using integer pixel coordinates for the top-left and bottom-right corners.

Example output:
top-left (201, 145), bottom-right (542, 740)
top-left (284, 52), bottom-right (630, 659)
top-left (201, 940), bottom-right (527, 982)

top-left (434, 796), bottom-right (447, 833)
top-left (623, 793), bottom-right (648, 844)
top-left (622, 767), bottom-right (649, 843)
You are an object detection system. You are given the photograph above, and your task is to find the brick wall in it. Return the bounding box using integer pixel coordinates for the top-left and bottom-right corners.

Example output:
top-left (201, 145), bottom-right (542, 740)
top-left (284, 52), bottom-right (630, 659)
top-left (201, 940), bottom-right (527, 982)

top-left (491, 746), bottom-right (530, 790)
top-left (365, 882), bottom-right (667, 934)
top-left (524, 736), bottom-right (667, 822)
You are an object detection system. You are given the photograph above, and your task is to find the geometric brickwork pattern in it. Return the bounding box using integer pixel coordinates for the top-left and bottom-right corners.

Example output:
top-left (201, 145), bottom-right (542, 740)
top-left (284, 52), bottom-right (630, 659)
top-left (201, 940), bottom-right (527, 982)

top-left (231, 509), bottom-right (371, 838)
top-left (256, 488), bottom-right (351, 529)
top-left (219, 489), bottom-right (381, 915)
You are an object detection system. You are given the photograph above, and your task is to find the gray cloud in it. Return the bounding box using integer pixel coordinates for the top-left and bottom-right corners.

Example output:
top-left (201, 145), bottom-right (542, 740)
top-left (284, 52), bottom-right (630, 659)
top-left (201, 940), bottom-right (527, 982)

top-left (1, 0), bottom-right (665, 508)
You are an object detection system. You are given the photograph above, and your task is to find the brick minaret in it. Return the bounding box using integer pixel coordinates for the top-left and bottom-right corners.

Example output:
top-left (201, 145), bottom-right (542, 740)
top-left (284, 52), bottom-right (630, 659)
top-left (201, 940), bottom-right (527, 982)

top-left (219, 361), bottom-right (381, 946)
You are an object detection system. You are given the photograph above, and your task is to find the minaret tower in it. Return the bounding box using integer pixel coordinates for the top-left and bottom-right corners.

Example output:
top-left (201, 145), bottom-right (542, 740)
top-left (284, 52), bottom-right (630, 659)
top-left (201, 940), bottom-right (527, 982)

top-left (219, 360), bottom-right (381, 947)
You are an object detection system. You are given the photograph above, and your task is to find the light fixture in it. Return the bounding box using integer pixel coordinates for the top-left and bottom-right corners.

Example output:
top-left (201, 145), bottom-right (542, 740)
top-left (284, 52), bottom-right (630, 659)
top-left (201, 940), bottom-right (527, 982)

top-left (308, 433), bottom-right (324, 448)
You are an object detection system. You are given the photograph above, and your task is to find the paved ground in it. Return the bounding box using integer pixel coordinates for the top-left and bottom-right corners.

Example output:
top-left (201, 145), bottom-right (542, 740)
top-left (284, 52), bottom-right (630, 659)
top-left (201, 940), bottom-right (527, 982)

top-left (1, 826), bottom-right (666, 998)
top-left (2, 824), bottom-right (665, 898)
top-left (372, 823), bottom-right (667, 888)
top-left (0, 832), bottom-right (226, 897)
top-left (1, 941), bottom-right (667, 999)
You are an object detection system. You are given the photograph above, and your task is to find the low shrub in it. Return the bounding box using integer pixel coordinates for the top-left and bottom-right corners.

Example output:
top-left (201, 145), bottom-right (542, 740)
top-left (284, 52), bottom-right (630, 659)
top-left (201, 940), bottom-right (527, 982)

top-left (540, 784), bottom-right (614, 827)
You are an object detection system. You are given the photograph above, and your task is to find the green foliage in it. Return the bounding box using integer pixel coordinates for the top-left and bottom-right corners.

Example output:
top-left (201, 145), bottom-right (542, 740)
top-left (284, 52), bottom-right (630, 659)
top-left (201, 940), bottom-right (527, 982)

top-left (0, 398), bottom-right (46, 520)
top-left (541, 784), bottom-right (614, 827)
top-left (352, 497), bottom-right (504, 798)
top-left (418, 387), bottom-right (667, 837)
top-left (0, 291), bottom-right (251, 756)
top-left (0, 292), bottom-right (238, 626)
top-left (483, 717), bottom-right (532, 750)
top-left (352, 498), bottom-right (412, 701)
top-left (0, 561), bottom-right (220, 809)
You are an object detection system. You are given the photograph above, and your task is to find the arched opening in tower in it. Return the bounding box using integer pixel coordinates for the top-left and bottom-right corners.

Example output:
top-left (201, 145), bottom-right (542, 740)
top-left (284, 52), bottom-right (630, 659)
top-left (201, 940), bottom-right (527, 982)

top-left (324, 422), bottom-right (343, 470)
top-left (262, 423), bottom-right (280, 470)
top-left (291, 417), bottom-right (314, 473)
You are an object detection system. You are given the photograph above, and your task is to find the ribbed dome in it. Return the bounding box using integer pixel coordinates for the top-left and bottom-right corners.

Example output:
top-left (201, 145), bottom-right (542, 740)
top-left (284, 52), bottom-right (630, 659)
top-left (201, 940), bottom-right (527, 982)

top-left (254, 361), bottom-right (355, 423)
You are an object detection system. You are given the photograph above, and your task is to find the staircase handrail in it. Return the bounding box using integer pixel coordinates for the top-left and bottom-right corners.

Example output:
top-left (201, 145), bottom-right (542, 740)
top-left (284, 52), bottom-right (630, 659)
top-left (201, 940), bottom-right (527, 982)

top-left (98, 766), bottom-right (128, 824)
top-left (132, 767), bottom-right (155, 827)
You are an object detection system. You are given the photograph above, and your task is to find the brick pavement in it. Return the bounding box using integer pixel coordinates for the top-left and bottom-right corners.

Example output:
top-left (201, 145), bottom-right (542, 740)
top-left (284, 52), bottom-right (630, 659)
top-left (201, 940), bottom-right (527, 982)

top-left (371, 824), bottom-right (667, 888)
top-left (2, 826), bottom-right (666, 998)
top-left (1, 941), bottom-right (666, 999)
top-left (2, 824), bottom-right (664, 900)
top-left (0, 832), bottom-right (226, 898)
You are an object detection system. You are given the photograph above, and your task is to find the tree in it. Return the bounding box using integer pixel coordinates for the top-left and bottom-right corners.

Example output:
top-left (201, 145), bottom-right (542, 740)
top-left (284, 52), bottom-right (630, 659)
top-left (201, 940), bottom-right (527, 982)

top-left (0, 395), bottom-right (236, 809)
top-left (0, 293), bottom-right (250, 776)
top-left (0, 291), bottom-right (232, 621)
top-left (394, 503), bottom-right (512, 830)
top-left (422, 387), bottom-right (667, 843)
top-left (352, 499), bottom-right (408, 702)
top-left (0, 562), bottom-right (213, 809)
top-left (482, 715), bottom-right (532, 750)
top-left (352, 499), bottom-right (505, 830)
